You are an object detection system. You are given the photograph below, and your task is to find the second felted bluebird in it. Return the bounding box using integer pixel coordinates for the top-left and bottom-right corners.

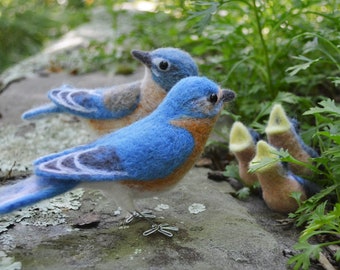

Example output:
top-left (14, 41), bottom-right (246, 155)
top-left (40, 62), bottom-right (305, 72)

top-left (22, 47), bottom-right (199, 135)
top-left (1, 76), bottom-right (235, 237)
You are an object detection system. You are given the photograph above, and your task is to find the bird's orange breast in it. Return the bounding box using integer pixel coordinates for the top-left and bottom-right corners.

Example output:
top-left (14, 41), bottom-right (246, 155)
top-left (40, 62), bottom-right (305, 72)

top-left (121, 116), bottom-right (218, 193)
top-left (87, 81), bottom-right (166, 135)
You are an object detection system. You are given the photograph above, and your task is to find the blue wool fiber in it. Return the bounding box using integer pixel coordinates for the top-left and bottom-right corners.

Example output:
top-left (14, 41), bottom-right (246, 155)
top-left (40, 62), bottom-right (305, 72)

top-left (22, 103), bottom-right (63, 120)
top-left (149, 48), bottom-right (198, 92)
top-left (0, 176), bottom-right (79, 214)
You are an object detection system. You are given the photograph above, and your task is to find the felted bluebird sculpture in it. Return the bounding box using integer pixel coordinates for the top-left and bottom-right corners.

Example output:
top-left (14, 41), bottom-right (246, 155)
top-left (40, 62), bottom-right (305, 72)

top-left (229, 121), bottom-right (259, 187)
top-left (249, 140), bottom-right (319, 213)
top-left (22, 47), bottom-right (199, 135)
top-left (265, 104), bottom-right (318, 176)
top-left (0, 76), bottom-right (235, 237)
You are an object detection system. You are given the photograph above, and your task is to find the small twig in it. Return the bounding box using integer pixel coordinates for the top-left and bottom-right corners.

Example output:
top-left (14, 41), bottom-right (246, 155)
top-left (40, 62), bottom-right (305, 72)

top-left (318, 252), bottom-right (336, 270)
top-left (0, 76), bottom-right (25, 95)
top-left (1, 161), bottom-right (16, 182)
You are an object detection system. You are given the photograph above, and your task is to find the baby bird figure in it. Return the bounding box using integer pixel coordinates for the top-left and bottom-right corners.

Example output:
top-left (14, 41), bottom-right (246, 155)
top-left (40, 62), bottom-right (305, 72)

top-left (1, 77), bottom-right (235, 237)
top-left (22, 47), bottom-right (199, 135)
top-left (249, 140), bottom-right (319, 213)
top-left (265, 104), bottom-right (318, 176)
top-left (229, 121), bottom-right (259, 187)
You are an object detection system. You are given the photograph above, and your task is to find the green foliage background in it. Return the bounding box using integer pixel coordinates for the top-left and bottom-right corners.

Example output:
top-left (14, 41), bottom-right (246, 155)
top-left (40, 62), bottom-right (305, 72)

top-left (0, 0), bottom-right (90, 72)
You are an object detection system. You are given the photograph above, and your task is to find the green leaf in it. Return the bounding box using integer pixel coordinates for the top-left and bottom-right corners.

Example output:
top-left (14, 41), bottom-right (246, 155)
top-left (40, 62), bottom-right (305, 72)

top-left (274, 91), bottom-right (300, 105)
top-left (291, 191), bottom-right (303, 206)
top-left (329, 76), bottom-right (340, 87)
top-left (303, 99), bottom-right (340, 116)
top-left (335, 249), bottom-right (340, 261)
top-left (289, 187), bottom-right (337, 227)
top-left (288, 242), bottom-right (321, 270)
top-left (223, 163), bottom-right (240, 180)
top-left (187, 2), bottom-right (219, 33)
top-left (248, 156), bottom-right (280, 173)
top-left (235, 187), bottom-right (250, 200)
top-left (286, 55), bottom-right (321, 76)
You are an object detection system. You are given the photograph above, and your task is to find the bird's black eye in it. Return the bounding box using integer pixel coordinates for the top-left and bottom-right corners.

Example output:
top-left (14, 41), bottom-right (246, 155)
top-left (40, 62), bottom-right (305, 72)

top-left (159, 60), bottom-right (169, 70)
top-left (209, 94), bottom-right (218, 103)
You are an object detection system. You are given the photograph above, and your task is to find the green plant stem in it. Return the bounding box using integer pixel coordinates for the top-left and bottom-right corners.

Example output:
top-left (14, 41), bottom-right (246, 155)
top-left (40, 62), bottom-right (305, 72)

top-left (336, 185), bottom-right (340, 203)
top-left (316, 240), bottom-right (340, 248)
top-left (251, 0), bottom-right (275, 98)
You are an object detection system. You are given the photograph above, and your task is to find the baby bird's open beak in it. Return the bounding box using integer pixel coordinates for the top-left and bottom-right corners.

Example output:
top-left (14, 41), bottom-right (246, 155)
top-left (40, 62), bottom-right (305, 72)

top-left (131, 50), bottom-right (152, 68)
top-left (220, 89), bottom-right (236, 102)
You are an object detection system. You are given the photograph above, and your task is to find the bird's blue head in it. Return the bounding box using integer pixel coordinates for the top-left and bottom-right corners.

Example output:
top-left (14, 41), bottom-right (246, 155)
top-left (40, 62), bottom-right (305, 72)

top-left (156, 76), bottom-right (235, 119)
top-left (131, 47), bottom-right (199, 92)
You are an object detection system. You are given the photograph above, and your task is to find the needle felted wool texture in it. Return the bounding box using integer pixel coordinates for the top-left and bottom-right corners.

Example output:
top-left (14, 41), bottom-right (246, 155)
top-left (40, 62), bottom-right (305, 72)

top-left (249, 140), bottom-right (319, 213)
top-left (0, 76), bottom-right (235, 215)
top-left (265, 104), bottom-right (318, 177)
top-left (22, 47), bottom-right (199, 135)
top-left (229, 121), bottom-right (260, 187)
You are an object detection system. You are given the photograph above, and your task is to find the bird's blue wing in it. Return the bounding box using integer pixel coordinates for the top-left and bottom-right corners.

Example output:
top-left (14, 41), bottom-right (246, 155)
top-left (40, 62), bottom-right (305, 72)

top-left (48, 82), bottom-right (141, 119)
top-left (34, 144), bottom-right (129, 181)
top-left (34, 121), bottom-right (195, 182)
top-left (289, 173), bottom-right (320, 197)
top-left (113, 122), bottom-right (195, 180)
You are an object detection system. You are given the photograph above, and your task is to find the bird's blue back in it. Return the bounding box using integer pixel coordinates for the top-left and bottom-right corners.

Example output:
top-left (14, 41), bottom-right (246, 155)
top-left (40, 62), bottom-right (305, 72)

top-left (36, 122), bottom-right (194, 181)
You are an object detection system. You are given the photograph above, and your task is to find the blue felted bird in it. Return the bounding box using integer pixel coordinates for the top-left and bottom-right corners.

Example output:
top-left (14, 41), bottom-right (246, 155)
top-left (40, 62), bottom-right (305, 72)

top-left (229, 121), bottom-right (260, 187)
top-left (22, 47), bottom-right (199, 135)
top-left (265, 104), bottom-right (318, 176)
top-left (1, 76), bottom-right (235, 236)
top-left (249, 140), bottom-right (319, 213)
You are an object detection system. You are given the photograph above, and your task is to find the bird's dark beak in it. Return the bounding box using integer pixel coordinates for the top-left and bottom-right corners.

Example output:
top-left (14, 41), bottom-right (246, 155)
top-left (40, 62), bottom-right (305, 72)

top-left (221, 89), bottom-right (236, 102)
top-left (131, 50), bottom-right (152, 68)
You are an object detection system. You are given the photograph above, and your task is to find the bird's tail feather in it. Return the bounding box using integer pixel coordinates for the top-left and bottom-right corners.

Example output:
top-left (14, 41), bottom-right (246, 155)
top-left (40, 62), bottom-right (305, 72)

top-left (290, 173), bottom-right (320, 197)
top-left (22, 103), bottom-right (62, 120)
top-left (0, 176), bottom-right (79, 214)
